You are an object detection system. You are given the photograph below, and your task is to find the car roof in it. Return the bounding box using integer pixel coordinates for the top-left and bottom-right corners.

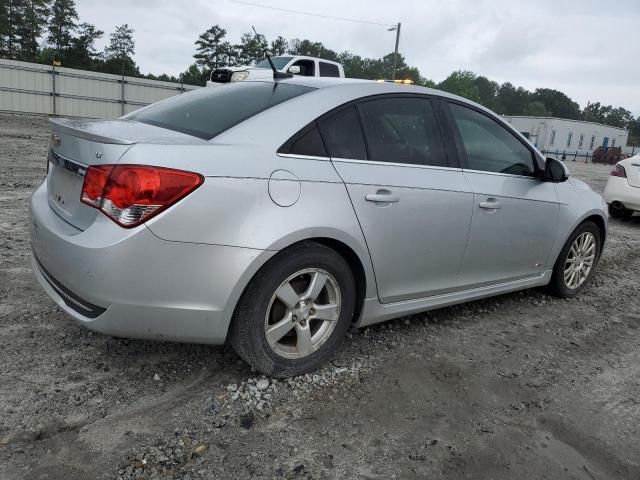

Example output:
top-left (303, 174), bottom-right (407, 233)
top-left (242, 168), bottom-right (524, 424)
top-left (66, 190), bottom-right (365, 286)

top-left (243, 76), bottom-right (486, 110)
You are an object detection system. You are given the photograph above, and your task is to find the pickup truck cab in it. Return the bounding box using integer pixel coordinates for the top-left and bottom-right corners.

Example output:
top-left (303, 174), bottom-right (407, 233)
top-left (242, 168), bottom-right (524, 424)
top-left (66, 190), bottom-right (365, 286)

top-left (206, 56), bottom-right (345, 87)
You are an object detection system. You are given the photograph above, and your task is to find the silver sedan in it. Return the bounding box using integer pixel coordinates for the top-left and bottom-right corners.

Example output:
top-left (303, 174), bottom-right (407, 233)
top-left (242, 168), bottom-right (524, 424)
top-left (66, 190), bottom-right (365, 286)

top-left (30, 77), bottom-right (607, 376)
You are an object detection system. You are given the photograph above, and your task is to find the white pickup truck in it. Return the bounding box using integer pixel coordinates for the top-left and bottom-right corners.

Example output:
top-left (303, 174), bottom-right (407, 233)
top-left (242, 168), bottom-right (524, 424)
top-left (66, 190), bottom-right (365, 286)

top-left (206, 55), bottom-right (345, 87)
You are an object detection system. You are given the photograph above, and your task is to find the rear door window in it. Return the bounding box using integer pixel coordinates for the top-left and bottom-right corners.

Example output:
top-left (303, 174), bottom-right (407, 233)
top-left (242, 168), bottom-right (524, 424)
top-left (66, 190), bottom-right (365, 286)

top-left (319, 62), bottom-right (340, 77)
top-left (317, 106), bottom-right (367, 160)
top-left (357, 97), bottom-right (447, 166)
top-left (127, 82), bottom-right (314, 140)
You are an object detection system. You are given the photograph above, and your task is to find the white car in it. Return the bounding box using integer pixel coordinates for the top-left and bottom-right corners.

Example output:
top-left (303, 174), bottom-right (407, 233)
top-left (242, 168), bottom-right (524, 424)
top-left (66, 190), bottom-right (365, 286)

top-left (206, 56), bottom-right (344, 87)
top-left (603, 153), bottom-right (640, 219)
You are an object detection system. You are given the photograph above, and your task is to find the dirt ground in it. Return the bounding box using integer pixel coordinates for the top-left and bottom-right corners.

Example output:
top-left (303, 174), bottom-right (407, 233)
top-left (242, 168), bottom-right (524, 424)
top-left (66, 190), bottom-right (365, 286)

top-left (1, 112), bottom-right (639, 480)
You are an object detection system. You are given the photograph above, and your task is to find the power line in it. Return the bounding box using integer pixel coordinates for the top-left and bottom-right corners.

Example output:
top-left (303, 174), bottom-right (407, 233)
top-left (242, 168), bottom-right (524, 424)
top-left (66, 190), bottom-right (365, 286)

top-left (224, 0), bottom-right (395, 28)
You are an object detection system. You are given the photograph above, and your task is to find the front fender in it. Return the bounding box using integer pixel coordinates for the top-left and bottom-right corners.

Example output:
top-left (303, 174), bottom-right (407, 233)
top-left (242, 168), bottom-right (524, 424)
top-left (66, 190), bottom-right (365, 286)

top-left (549, 182), bottom-right (608, 266)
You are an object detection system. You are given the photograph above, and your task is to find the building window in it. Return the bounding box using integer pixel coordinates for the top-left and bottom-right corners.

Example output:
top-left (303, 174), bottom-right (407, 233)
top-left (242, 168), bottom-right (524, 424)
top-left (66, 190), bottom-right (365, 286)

top-left (567, 132), bottom-right (573, 148)
top-left (589, 135), bottom-right (596, 149)
top-left (550, 130), bottom-right (556, 146)
top-left (578, 134), bottom-right (584, 149)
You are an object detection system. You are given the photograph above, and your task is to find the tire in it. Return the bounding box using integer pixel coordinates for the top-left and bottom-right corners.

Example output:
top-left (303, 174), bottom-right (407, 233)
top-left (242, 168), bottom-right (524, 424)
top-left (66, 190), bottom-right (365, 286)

top-left (547, 221), bottom-right (601, 298)
top-left (229, 241), bottom-right (356, 377)
top-left (608, 203), bottom-right (633, 220)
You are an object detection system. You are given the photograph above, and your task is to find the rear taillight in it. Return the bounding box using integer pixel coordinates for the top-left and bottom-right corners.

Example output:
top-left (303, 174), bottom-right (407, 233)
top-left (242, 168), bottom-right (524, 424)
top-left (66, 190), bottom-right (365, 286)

top-left (80, 165), bottom-right (203, 228)
top-left (611, 164), bottom-right (627, 178)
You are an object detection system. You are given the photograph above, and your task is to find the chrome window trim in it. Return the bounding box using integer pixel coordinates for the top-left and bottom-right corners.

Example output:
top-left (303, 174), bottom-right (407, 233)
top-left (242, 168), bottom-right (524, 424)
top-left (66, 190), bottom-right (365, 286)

top-left (331, 157), bottom-right (462, 172)
top-left (461, 168), bottom-right (539, 180)
top-left (276, 153), bottom-right (330, 161)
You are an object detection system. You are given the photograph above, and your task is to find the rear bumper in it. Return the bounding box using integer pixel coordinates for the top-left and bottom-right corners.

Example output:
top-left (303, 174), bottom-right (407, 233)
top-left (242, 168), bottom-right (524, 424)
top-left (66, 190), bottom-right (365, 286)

top-left (30, 181), bottom-right (274, 344)
top-left (603, 176), bottom-right (640, 211)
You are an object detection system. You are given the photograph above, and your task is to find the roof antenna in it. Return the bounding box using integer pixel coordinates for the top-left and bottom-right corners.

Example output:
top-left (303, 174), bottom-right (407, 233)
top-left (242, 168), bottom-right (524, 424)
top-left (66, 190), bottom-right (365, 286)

top-left (252, 26), bottom-right (293, 80)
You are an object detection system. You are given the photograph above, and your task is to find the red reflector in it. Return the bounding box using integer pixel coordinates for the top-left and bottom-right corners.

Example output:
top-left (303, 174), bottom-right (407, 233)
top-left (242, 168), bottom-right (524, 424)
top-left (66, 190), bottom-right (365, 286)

top-left (611, 164), bottom-right (627, 178)
top-left (81, 165), bottom-right (203, 227)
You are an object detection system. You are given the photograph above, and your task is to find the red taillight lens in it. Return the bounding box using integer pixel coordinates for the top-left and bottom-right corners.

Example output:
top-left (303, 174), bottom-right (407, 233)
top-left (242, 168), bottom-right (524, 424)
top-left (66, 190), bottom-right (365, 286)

top-left (81, 165), bottom-right (203, 228)
top-left (611, 164), bottom-right (627, 178)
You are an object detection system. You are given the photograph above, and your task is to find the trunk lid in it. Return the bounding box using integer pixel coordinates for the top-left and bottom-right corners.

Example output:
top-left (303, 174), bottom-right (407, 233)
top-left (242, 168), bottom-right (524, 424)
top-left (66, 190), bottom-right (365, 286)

top-left (46, 118), bottom-right (204, 230)
top-left (625, 155), bottom-right (640, 188)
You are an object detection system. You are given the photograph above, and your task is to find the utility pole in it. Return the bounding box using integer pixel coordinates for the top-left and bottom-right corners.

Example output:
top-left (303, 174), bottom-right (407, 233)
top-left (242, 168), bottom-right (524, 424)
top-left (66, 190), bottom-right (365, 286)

top-left (390, 22), bottom-right (401, 80)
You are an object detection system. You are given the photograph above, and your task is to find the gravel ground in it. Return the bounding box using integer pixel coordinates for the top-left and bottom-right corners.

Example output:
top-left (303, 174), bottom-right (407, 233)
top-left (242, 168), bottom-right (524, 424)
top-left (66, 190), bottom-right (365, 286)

top-left (1, 112), bottom-right (639, 480)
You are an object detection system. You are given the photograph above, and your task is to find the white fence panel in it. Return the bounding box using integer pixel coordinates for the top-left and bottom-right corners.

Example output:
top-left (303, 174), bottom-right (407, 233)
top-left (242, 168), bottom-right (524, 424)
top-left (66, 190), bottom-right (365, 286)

top-left (0, 58), bottom-right (200, 119)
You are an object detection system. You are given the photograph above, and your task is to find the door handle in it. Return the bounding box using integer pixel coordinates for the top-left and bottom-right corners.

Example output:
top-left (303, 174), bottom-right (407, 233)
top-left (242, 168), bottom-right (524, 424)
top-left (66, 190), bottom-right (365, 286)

top-left (479, 199), bottom-right (502, 210)
top-left (365, 191), bottom-right (399, 203)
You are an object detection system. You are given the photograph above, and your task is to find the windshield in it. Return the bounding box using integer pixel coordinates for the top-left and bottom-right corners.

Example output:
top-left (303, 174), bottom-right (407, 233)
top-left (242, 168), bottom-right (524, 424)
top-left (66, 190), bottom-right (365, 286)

top-left (128, 82), bottom-right (314, 140)
top-left (255, 56), bottom-right (293, 71)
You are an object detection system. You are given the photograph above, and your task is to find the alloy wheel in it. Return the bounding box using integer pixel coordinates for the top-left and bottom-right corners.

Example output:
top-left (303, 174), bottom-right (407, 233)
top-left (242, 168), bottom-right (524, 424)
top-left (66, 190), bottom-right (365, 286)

top-left (264, 268), bottom-right (341, 359)
top-left (564, 232), bottom-right (596, 289)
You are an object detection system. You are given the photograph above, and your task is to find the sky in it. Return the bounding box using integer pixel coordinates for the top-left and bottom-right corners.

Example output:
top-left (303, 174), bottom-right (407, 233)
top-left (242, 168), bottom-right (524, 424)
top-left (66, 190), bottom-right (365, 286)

top-left (77, 0), bottom-right (640, 116)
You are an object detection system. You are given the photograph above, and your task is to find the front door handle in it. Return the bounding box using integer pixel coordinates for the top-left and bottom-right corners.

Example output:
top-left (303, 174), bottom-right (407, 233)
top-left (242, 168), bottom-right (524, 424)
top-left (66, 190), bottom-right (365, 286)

top-left (365, 190), bottom-right (399, 203)
top-left (479, 199), bottom-right (502, 210)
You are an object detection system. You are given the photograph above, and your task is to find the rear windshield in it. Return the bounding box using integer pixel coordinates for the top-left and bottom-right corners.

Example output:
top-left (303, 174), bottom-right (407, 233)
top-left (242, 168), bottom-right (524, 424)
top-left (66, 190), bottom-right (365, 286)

top-left (127, 82), bottom-right (314, 140)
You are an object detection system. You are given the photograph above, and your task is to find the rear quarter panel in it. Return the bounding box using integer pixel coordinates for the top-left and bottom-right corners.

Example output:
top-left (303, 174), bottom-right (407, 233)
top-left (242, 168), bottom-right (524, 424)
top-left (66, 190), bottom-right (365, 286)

top-left (123, 143), bottom-right (378, 301)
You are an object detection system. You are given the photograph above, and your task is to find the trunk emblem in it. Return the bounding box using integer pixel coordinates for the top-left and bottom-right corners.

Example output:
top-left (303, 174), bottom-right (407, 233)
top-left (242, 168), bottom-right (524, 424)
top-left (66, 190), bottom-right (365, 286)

top-left (95, 152), bottom-right (103, 159)
top-left (52, 134), bottom-right (61, 146)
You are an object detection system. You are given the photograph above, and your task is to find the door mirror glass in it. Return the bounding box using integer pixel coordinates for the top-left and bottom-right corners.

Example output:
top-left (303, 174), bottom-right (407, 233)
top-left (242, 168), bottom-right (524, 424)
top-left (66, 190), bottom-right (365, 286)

top-left (288, 65), bottom-right (301, 74)
top-left (544, 157), bottom-right (568, 182)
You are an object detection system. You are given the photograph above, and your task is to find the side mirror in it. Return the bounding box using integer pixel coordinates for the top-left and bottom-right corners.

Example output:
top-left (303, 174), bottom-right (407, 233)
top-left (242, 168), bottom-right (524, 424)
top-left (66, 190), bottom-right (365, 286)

top-left (544, 157), bottom-right (569, 182)
top-left (288, 65), bottom-right (301, 74)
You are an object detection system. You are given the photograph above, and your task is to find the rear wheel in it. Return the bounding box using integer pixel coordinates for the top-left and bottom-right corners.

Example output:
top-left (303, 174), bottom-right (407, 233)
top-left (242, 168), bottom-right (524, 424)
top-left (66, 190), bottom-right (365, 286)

top-left (608, 202), bottom-right (633, 219)
top-left (547, 221), bottom-right (601, 298)
top-left (229, 242), bottom-right (355, 377)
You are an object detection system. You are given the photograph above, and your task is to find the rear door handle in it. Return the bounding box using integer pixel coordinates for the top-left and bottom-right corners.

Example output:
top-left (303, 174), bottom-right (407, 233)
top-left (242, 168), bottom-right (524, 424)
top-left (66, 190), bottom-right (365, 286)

top-left (479, 199), bottom-right (502, 210)
top-left (365, 191), bottom-right (399, 203)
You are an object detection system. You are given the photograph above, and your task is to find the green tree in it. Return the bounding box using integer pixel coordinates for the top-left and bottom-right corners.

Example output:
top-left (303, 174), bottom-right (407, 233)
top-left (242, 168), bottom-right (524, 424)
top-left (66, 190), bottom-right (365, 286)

top-left (0, 0), bottom-right (11, 57)
top-left (437, 70), bottom-right (480, 102)
top-left (1, 0), bottom-right (25, 59)
top-left (65, 22), bottom-right (102, 68)
top-left (236, 31), bottom-right (267, 64)
top-left (524, 101), bottom-right (550, 117)
top-left (218, 40), bottom-right (238, 66)
top-left (628, 116), bottom-right (640, 146)
top-left (16, 0), bottom-right (48, 60)
top-left (180, 63), bottom-right (207, 86)
top-left (474, 76), bottom-right (499, 110)
top-left (416, 77), bottom-right (436, 88)
top-left (583, 101), bottom-right (606, 123)
top-left (269, 35), bottom-right (287, 56)
top-left (288, 38), bottom-right (338, 61)
top-left (495, 82), bottom-right (531, 115)
top-left (104, 23), bottom-right (136, 76)
top-left (194, 24), bottom-right (226, 70)
top-left (604, 106), bottom-right (633, 129)
top-left (337, 52), bottom-right (366, 78)
top-left (47, 0), bottom-right (77, 55)
top-left (532, 88), bottom-right (580, 119)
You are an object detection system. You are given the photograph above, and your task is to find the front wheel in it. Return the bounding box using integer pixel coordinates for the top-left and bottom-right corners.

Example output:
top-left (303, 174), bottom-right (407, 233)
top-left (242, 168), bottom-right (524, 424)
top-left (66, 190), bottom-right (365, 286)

top-left (229, 242), bottom-right (356, 377)
top-left (547, 221), bottom-right (601, 298)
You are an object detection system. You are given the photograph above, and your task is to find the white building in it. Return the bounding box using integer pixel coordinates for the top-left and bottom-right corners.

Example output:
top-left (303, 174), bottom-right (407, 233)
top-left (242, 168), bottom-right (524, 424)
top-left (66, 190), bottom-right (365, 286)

top-left (504, 116), bottom-right (631, 159)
